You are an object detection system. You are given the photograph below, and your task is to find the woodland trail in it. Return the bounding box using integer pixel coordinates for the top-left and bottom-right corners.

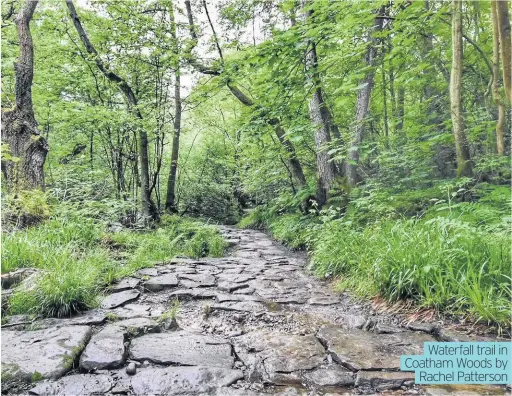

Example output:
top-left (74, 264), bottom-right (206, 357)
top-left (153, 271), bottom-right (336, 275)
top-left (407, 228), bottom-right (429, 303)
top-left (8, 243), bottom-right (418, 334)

top-left (1, 227), bottom-right (508, 396)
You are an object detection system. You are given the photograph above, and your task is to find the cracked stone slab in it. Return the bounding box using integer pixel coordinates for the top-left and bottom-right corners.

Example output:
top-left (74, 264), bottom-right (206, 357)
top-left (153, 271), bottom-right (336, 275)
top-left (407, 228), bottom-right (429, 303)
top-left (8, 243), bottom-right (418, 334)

top-left (355, 371), bottom-right (415, 391)
top-left (235, 331), bottom-right (325, 385)
top-left (304, 368), bottom-right (355, 387)
top-left (211, 301), bottom-right (267, 313)
top-left (317, 325), bottom-right (434, 371)
top-left (115, 317), bottom-right (161, 335)
top-left (113, 366), bottom-right (244, 395)
top-left (173, 266), bottom-right (197, 274)
top-left (308, 296), bottom-right (340, 305)
top-left (177, 273), bottom-right (216, 287)
top-left (215, 293), bottom-right (264, 303)
top-left (406, 321), bottom-right (438, 334)
top-left (136, 268), bottom-right (159, 277)
top-left (80, 326), bottom-right (125, 371)
top-left (101, 289), bottom-right (140, 309)
top-left (1, 326), bottom-right (92, 383)
top-left (29, 374), bottom-right (114, 395)
top-left (233, 287), bottom-right (255, 295)
top-left (338, 314), bottom-right (368, 329)
top-left (169, 288), bottom-right (217, 299)
top-left (179, 279), bottom-right (201, 288)
top-left (111, 277), bottom-right (140, 292)
top-left (129, 332), bottom-right (234, 367)
top-left (217, 281), bottom-right (250, 293)
top-left (66, 310), bottom-right (107, 326)
top-left (111, 303), bottom-right (163, 319)
top-left (144, 274), bottom-right (179, 292)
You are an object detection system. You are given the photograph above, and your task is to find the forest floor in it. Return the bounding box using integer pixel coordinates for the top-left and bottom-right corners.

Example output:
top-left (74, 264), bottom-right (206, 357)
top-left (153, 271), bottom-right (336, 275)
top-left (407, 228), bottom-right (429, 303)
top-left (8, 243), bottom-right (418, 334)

top-left (1, 226), bottom-right (510, 396)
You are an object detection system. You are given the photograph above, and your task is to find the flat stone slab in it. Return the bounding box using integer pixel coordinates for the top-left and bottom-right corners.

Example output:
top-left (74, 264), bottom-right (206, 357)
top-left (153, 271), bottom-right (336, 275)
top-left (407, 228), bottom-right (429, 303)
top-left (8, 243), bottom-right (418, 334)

top-left (304, 368), bottom-right (355, 387)
top-left (136, 268), bottom-right (159, 277)
top-left (217, 282), bottom-right (250, 293)
top-left (211, 301), bottom-right (267, 313)
top-left (317, 325), bottom-right (434, 371)
top-left (114, 366), bottom-right (243, 395)
top-left (29, 374), bottom-right (114, 395)
top-left (355, 371), bottom-right (415, 390)
top-left (308, 296), bottom-right (340, 305)
top-left (144, 274), bottom-right (179, 292)
top-left (129, 332), bottom-right (234, 368)
top-left (80, 326), bottom-right (125, 371)
top-left (169, 288), bottom-right (217, 299)
top-left (111, 303), bottom-right (163, 319)
top-left (1, 326), bottom-right (92, 383)
top-left (236, 331), bottom-right (325, 384)
top-left (215, 294), bottom-right (263, 303)
top-left (115, 317), bottom-right (161, 335)
top-left (66, 310), bottom-right (107, 326)
top-left (101, 290), bottom-right (140, 309)
top-left (111, 277), bottom-right (140, 292)
top-left (177, 273), bottom-right (216, 287)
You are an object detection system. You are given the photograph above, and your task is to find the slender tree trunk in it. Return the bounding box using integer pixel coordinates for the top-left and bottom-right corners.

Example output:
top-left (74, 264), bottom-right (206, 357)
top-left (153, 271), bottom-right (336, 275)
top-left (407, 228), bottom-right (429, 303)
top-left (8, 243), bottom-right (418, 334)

top-left (65, 0), bottom-right (158, 223)
top-left (302, 1), bottom-right (337, 207)
top-left (165, 0), bottom-right (181, 213)
top-left (450, 0), bottom-right (473, 177)
top-left (381, 65), bottom-right (389, 147)
top-left (492, 0), bottom-right (506, 155)
top-left (497, 0), bottom-right (511, 104)
top-left (1, 0), bottom-right (48, 191)
top-left (185, 1), bottom-right (308, 195)
top-left (345, 14), bottom-right (384, 188)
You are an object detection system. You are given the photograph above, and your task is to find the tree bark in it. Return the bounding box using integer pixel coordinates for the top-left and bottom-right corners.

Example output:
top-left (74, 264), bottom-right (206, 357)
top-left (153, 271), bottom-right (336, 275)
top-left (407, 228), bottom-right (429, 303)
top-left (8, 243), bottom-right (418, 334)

top-left (497, 0), bottom-right (511, 103)
top-left (345, 13), bottom-right (384, 188)
top-left (450, 0), bottom-right (473, 177)
top-left (65, 0), bottom-right (158, 223)
top-left (165, 1), bottom-right (181, 213)
top-left (1, 0), bottom-right (48, 191)
top-left (491, 0), bottom-right (506, 155)
top-left (302, 1), bottom-right (337, 207)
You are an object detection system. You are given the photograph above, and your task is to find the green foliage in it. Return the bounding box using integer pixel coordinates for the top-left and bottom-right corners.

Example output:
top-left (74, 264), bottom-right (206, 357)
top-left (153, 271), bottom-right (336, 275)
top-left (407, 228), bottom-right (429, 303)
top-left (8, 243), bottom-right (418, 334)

top-left (3, 191), bottom-right (51, 228)
top-left (240, 182), bottom-right (511, 326)
top-left (3, 214), bottom-right (225, 318)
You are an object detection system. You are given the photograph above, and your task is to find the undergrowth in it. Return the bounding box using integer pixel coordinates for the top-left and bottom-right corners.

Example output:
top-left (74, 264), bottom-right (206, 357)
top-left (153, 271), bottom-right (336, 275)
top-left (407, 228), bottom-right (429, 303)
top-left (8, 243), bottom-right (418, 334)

top-left (239, 182), bottom-right (511, 327)
top-left (2, 214), bottom-right (225, 318)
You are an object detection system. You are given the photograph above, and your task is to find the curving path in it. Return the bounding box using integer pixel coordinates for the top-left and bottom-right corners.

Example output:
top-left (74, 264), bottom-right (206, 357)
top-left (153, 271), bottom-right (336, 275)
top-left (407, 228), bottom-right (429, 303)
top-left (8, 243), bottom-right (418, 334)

top-left (1, 227), bottom-right (507, 395)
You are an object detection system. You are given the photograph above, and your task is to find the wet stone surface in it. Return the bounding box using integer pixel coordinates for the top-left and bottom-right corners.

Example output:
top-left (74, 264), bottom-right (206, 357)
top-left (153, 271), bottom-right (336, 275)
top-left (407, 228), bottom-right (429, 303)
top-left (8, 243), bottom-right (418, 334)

top-left (3, 226), bottom-right (507, 395)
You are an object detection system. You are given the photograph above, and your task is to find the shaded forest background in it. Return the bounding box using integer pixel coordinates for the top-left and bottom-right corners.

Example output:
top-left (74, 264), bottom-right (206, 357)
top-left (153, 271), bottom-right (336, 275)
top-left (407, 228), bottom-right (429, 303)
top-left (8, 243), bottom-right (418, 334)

top-left (1, 0), bottom-right (511, 328)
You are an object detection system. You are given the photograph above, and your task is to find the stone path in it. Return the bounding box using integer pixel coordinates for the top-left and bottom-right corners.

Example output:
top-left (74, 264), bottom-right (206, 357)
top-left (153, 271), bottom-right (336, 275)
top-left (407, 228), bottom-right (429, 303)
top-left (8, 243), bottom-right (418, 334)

top-left (1, 227), bottom-right (508, 395)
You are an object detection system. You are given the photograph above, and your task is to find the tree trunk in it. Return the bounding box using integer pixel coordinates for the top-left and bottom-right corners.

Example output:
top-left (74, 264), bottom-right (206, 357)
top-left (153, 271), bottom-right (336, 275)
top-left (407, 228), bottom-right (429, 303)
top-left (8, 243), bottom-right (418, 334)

top-left (65, 0), bottom-right (158, 223)
top-left (185, 1), bottom-right (308, 194)
top-left (1, 0), bottom-right (48, 191)
top-left (302, 2), bottom-right (337, 207)
top-left (497, 0), bottom-right (511, 103)
top-left (450, 0), bottom-right (473, 177)
top-left (345, 14), bottom-right (384, 188)
top-left (492, 0), bottom-right (506, 155)
top-left (165, 1), bottom-right (181, 213)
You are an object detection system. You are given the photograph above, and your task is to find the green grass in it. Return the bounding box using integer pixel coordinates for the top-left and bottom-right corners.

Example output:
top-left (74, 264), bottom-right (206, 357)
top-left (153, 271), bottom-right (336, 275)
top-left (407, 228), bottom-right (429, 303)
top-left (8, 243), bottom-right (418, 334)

top-left (239, 184), bottom-right (511, 327)
top-left (2, 215), bottom-right (226, 318)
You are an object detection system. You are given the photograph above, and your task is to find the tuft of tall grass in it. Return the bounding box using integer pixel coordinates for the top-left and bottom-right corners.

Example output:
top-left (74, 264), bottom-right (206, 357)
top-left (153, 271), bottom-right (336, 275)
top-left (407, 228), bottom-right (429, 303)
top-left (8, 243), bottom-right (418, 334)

top-left (310, 217), bottom-right (510, 325)
top-left (2, 214), bottom-right (226, 318)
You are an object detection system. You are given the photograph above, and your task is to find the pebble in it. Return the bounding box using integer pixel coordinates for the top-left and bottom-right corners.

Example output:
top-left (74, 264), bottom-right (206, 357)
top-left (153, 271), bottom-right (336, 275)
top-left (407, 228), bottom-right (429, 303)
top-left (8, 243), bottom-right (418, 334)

top-left (126, 362), bottom-right (137, 375)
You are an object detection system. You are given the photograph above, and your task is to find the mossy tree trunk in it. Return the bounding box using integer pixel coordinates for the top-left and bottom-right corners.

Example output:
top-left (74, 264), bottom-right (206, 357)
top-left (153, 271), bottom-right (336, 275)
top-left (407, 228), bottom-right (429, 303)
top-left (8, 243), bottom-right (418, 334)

top-left (1, 0), bottom-right (48, 191)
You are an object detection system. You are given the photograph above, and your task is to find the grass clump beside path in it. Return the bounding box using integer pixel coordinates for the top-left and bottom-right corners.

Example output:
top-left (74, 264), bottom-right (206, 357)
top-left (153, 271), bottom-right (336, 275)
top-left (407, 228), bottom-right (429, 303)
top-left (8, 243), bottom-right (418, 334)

top-left (2, 215), bottom-right (226, 318)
